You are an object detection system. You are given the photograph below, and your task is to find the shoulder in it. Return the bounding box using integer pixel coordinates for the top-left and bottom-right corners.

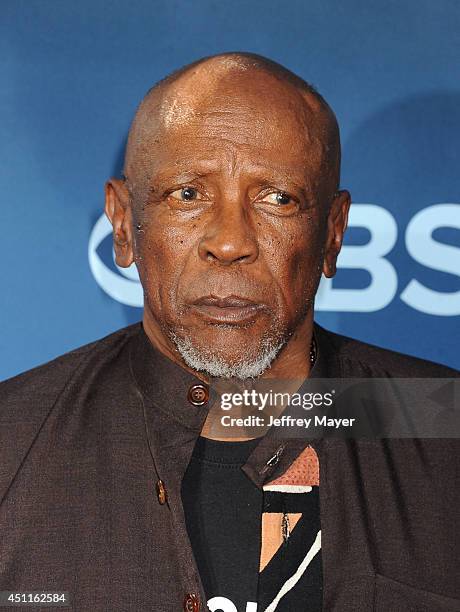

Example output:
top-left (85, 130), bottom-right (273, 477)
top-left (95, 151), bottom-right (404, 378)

top-left (0, 323), bottom-right (142, 416)
top-left (0, 323), bottom-right (142, 503)
top-left (314, 322), bottom-right (459, 378)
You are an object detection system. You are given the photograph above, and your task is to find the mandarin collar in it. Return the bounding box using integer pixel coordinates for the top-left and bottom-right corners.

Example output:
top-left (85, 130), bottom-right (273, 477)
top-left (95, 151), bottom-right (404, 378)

top-left (127, 320), bottom-right (342, 429)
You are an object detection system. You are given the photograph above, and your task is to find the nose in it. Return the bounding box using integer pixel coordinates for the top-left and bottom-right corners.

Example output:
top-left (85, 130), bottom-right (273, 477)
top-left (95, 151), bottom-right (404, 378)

top-left (198, 201), bottom-right (259, 266)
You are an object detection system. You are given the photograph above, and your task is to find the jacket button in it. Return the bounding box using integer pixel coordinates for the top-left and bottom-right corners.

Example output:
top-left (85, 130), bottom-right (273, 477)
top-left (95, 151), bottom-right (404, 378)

top-left (156, 479), bottom-right (167, 505)
top-left (187, 384), bottom-right (209, 406)
top-left (183, 593), bottom-right (200, 611)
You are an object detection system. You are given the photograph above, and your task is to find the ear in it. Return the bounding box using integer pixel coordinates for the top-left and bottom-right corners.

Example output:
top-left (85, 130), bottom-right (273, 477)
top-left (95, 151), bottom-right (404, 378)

top-left (104, 178), bottom-right (134, 268)
top-left (322, 190), bottom-right (351, 278)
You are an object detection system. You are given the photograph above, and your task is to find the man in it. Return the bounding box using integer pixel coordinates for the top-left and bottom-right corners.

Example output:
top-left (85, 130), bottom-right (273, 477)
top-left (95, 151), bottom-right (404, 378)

top-left (0, 53), bottom-right (458, 612)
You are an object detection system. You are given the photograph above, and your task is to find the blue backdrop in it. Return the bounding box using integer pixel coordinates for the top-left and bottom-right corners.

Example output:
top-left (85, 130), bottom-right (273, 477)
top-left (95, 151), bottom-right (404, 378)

top-left (2, 0), bottom-right (459, 380)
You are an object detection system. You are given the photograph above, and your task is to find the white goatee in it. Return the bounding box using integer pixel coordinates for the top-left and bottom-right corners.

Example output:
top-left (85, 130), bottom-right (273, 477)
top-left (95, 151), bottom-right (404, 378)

top-left (168, 330), bottom-right (286, 380)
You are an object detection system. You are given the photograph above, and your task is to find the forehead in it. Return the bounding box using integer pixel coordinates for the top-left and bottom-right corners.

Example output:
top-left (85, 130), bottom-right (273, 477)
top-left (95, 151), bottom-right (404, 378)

top-left (131, 68), bottom-right (330, 190)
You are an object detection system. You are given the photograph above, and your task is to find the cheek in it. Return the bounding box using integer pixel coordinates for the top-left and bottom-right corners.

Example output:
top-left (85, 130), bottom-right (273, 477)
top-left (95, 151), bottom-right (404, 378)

top-left (263, 216), bottom-right (325, 314)
top-left (134, 212), bottom-right (197, 311)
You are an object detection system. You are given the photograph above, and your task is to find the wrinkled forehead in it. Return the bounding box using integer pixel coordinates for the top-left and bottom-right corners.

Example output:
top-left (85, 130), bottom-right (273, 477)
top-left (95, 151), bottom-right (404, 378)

top-left (126, 64), bottom-right (333, 200)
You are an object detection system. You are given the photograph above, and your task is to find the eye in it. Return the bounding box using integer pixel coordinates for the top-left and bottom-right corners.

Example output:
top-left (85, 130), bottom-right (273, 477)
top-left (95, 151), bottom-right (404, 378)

top-left (169, 186), bottom-right (202, 201)
top-left (262, 191), bottom-right (295, 206)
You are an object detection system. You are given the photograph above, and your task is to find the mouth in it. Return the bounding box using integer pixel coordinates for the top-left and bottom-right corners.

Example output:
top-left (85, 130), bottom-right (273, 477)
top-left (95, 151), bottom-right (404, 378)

top-left (189, 295), bottom-right (266, 325)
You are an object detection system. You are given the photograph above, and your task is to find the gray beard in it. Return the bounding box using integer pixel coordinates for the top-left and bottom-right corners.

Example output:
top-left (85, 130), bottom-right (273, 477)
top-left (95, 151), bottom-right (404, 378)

top-left (168, 329), bottom-right (287, 379)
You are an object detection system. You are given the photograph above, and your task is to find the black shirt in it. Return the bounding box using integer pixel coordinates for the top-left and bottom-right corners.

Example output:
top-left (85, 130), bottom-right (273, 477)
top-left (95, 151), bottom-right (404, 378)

top-left (182, 437), bottom-right (323, 611)
top-left (182, 437), bottom-right (262, 609)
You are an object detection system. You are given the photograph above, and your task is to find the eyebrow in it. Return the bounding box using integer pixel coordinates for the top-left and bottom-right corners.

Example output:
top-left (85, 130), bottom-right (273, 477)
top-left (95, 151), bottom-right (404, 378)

top-left (149, 159), bottom-right (312, 189)
top-left (153, 169), bottom-right (210, 184)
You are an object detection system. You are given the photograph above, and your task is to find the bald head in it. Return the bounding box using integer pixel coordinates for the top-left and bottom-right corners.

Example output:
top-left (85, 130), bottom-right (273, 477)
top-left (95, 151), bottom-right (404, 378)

top-left (123, 52), bottom-right (341, 207)
top-left (106, 52), bottom-right (351, 381)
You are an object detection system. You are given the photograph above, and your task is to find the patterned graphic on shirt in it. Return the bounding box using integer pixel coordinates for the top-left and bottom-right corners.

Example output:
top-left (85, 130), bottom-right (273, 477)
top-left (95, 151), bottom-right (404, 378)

top-left (207, 446), bottom-right (322, 612)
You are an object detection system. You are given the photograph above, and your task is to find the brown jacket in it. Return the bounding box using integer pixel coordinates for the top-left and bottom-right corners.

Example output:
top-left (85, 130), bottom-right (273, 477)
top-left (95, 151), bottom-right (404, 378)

top-left (0, 322), bottom-right (459, 611)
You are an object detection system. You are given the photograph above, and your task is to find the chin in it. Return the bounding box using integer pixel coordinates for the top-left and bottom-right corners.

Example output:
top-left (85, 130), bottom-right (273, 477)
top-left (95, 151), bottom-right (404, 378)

top-left (167, 324), bottom-right (287, 380)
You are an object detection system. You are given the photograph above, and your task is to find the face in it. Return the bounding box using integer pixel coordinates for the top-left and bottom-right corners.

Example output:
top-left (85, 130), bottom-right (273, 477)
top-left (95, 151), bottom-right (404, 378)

top-left (107, 69), bottom-right (349, 378)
